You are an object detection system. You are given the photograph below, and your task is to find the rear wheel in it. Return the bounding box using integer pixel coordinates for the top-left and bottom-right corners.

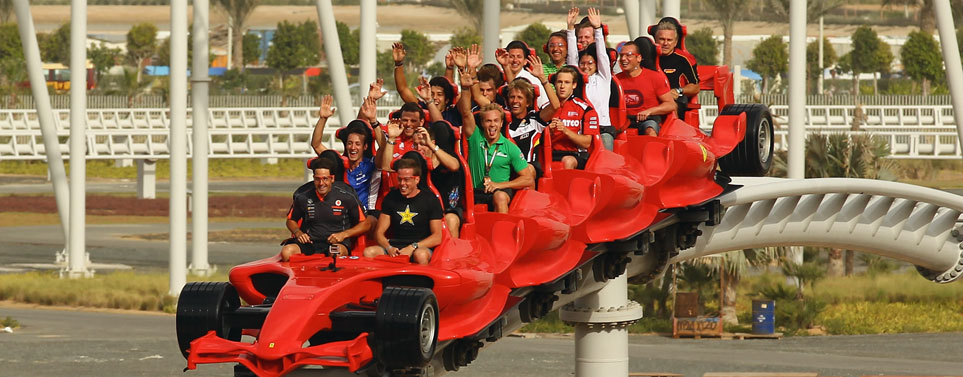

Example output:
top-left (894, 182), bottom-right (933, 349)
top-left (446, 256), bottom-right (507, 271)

top-left (371, 287), bottom-right (439, 369)
top-left (718, 104), bottom-right (774, 177)
top-left (175, 282), bottom-right (241, 359)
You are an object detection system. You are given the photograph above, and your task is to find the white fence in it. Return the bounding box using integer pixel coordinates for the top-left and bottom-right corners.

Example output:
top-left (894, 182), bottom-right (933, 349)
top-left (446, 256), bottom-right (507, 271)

top-left (698, 104), bottom-right (962, 159)
top-left (1, 104), bottom-right (960, 160)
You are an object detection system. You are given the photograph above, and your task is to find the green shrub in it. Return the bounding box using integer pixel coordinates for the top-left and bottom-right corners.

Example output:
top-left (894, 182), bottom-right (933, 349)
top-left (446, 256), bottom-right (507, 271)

top-left (1, 316), bottom-right (19, 328)
top-left (820, 301), bottom-right (963, 335)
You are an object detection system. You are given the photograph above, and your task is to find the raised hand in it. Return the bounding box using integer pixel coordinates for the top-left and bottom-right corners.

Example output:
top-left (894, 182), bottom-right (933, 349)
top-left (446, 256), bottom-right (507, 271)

top-left (386, 119), bottom-right (403, 139)
top-left (392, 42), bottom-right (406, 64)
top-left (495, 48), bottom-right (510, 67)
top-left (567, 7), bottom-right (580, 30)
top-left (319, 95), bottom-right (335, 118)
top-left (445, 50), bottom-right (455, 69)
top-left (416, 76), bottom-right (432, 102)
top-left (527, 54), bottom-right (545, 80)
top-left (367, 78), bottom-right (385, 101)
top-left (466, 44), bottom-right (482, 69)
top-left (587, 8), bottom-right (602, 29)
top-left (359, 96), bottom-right (377, 122)
top-left (459, 66), bottom-right (476, 87)
top-left (452, 47), bottom-right (467, 69)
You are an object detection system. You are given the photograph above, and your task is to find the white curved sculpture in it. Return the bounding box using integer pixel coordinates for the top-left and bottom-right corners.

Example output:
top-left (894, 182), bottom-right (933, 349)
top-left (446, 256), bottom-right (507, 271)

top-left (675, 177), bottom-right (963, 283)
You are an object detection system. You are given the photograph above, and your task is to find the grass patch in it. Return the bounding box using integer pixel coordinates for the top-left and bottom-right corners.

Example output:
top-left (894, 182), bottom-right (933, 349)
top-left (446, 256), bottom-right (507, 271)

top-left (0, 158), bottom-right (308, 180)
top-left (127, 227), bottom-right (285, 243)
top-left (738, 271), bottom-right (963, 335)
top-left (819, 301), bottom-right (963, 334)
top-left (0, 212), bottom-right (170, 227)
top-left (0, 212), bottom-right (278, 227)
top-left (0, 271), bottom-right (228, 313)
top-left (1, 316), bottom-right (19, 328)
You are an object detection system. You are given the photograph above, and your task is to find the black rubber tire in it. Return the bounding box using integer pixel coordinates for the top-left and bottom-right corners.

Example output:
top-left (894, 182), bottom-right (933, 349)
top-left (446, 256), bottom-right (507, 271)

top-left (175, 282), bottom-right (242, 359)
top-left (717, 104), bottom-right (774, 177)
top-left (371, 287), bottom-right (439, 369)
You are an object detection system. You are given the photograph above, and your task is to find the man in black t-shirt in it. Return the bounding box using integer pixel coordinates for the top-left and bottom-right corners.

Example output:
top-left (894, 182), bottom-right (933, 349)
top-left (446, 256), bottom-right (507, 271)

top-left (649, 17), bottom-right (700, 119)
top-left (281, 158), bottom-right (369, 261)
top-left (363, 158), bottom-right (444, 265)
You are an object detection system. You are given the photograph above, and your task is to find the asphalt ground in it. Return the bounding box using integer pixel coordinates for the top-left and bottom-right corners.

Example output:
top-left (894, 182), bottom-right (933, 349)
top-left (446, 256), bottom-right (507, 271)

top-left (0, 304), bottom-right (961, 377)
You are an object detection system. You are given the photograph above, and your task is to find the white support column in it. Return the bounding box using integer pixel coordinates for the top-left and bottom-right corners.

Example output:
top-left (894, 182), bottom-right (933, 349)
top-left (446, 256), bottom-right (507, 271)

top-left (787, 0), bottom-right (806, 179)
top-left (14, 0), bottom-right (71, 255)
top-left (482, 0), bottom-right (500, 64)
top-left (787, 0), bottom-right (808, 275)
top-left (817, 16), bottom-right (824, 95)
top-left (662, 0), bottom-right (680, 19)
top-left (315, 0), bottom-right (354, 127)
top-left (640, 0), bottom-right (656, 36)
top-left (67, 0), bottom-right (91, 278)
top-left (170, 0), bottom-right (189, 296)
top-left (359, 0), bottom-right (376, 105)
top-left (933, 0), bottom-right (963, 147)
top-left (624, 0), bottom-right (640, 39)
top-left (190, 0), bottom-right (212, 276)
top-left (137, 160), bottom-right (157, 199)
top-left (560, 272), bottom-right (642, 377)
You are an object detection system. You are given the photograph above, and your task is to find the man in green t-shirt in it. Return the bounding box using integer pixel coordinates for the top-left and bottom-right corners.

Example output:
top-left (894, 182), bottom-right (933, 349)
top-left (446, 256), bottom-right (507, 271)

top-left (459, 73), bottom-right (535, 212)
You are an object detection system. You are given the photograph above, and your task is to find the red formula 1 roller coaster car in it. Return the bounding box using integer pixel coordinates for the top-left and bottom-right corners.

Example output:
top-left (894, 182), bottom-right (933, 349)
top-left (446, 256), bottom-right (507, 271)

top-left (176, 62), bottom-right (773, 377)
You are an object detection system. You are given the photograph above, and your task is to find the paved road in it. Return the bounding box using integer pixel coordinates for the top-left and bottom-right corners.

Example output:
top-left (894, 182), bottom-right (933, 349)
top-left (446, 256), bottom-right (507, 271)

top-left (0, 305), bottom-right (961, 377)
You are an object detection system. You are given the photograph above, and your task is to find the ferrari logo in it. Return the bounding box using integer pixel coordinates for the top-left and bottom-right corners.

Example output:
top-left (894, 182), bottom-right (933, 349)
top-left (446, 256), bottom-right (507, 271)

top-left (397, 205), bottom-right (418, 225)
top-left (699, 144), bottom-right (708, 162)
top-left (269, 342), bottom-right (275, 348)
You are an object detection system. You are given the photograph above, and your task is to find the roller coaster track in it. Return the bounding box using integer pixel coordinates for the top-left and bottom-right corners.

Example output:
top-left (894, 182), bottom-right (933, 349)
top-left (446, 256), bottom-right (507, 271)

top-left (409, 178), bottom-right (963, 377)
top-left (676, 177), bottom-right (963, 283)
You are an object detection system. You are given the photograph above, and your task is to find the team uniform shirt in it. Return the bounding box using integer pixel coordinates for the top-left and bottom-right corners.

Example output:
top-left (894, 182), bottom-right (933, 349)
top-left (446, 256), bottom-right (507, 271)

top-left (418, 100), bottom-right (463, 127)
top-left (380, 188), bottom-right (443, 248)
top-left (467, 130), bottom-right (529, 188)
top-left (551, 98), bottom-right (600, 152)
top-left (508, 110), bottom-right (548, 162)
top-left (566, 27), bottom-right (612, 128)
top-left (515, 69), bottom-right (551, 110)
top-left (656, 50), bottom-right (699, 91)
top-left (346, 156), bottom-right (379, 211)
top-left (616, 69), bottom-right (672, 116)
top-left (288, 185), bottom-right (364, 243)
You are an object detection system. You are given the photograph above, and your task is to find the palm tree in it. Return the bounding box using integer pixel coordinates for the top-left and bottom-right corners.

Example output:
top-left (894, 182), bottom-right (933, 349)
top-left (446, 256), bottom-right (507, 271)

top-left (776, 133), bottom-right (895, 276)
top-left (705, 0), bottom-right (748, 68)
top-left (108, 67), bottom-right (152, 108)
top-left (215, 0), bottom-right (260, 70)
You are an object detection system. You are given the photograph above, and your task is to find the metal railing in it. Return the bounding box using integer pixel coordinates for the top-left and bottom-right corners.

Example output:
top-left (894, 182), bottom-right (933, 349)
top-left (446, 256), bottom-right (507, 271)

top-left (1, 103), bottom-right (960, 160)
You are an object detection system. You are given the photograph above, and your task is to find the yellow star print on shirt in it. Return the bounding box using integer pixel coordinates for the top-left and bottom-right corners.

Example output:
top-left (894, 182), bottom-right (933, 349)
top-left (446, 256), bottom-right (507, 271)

top-left (397, 205), bottom-right (418, 225)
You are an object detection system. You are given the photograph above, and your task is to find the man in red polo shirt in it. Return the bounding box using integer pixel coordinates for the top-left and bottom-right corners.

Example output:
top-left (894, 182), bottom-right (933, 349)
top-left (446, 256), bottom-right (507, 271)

top-left (615, 38), bottom-right (676, 136)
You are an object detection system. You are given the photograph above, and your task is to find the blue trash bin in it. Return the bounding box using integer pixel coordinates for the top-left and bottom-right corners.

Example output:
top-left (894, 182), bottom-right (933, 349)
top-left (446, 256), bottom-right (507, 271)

top-left (751, 299), bottom-right (775, 334)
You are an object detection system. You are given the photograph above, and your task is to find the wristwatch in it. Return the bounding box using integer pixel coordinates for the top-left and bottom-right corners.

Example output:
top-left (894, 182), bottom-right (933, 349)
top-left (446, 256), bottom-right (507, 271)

top-left (410, 242), bottom-right (419, 250)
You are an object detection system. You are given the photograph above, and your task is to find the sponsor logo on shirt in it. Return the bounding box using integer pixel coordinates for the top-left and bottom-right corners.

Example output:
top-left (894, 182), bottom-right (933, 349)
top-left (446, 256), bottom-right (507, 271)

top-left (664, 68), bottom-right (677, 74)
top-left (567, 111), bottom-right (578, 116)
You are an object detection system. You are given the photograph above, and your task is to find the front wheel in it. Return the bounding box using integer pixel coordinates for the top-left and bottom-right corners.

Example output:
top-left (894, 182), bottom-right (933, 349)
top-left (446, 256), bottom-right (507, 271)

top-left (371, 287), bottom-right (439, 369)
top-left (717, 104), bottom-right (774, 177)
top-left (175, 282), bottom-right (241, 359)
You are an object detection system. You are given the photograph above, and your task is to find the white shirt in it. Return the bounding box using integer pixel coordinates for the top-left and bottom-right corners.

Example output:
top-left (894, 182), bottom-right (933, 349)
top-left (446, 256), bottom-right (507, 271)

top-left (567, 27), bottom-right (612, 128)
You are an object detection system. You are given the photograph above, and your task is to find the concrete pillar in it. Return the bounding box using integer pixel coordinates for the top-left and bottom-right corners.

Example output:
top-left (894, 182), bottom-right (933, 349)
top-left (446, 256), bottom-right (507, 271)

top-left (67, 0), bottom-right (91, 278)
top-left (13, 0), bottom-right (71, 253)
top-left (482, 0), bottom-right (500, 64)
top-left (359, 0), bottom-right (376, 105)
top-left (170, 0), bottom-right (189, 296)
top-left (190, 0), bottom-right (212, 276)
top-left (623, 0), bottom-right (640, 39)
top-left (640, 0), bottom-right (656, 35)
top-left (662, 0), bottom-right (680, 19)
top-left (933, 0), bottom-right (963, 148)
top-left (137, 160), bottom-right (157, 199)
top-left (560, 272), bottom-right (642, 377)
top-left (315, 0), bottom-right (354, 127)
